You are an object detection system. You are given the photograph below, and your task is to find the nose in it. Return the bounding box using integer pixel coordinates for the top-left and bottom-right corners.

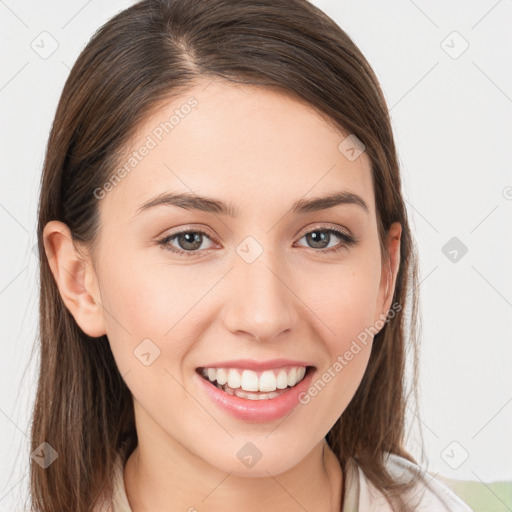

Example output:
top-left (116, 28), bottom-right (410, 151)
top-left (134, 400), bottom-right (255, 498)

top-left (221, 249), bottom-right (299, 343)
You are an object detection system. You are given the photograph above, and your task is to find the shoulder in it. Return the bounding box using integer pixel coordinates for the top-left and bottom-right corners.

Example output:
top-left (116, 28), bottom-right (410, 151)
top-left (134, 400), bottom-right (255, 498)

top-left (352, 452), bottom-right (474, 512)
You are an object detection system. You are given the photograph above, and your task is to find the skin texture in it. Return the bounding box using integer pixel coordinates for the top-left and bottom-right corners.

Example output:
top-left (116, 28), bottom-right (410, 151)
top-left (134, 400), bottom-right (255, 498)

top-left (43, 78), bottom-right (401, 512)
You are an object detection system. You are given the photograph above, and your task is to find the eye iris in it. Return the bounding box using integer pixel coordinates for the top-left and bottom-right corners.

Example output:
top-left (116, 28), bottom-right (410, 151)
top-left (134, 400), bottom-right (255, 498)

top-left (306, 230), bottom-right (330, 249)
top-left (178, 232), bottom-right (203, 250)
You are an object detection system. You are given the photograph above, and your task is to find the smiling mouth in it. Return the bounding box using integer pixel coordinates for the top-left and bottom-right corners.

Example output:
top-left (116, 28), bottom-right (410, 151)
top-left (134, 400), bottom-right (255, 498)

top-left (196, 365), bottom-right (315, 401)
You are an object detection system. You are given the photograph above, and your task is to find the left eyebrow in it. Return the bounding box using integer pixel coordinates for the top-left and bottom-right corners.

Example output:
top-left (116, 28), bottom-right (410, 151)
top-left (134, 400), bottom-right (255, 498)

top-left (290, 191), bottom-right (369, 215)
top-left (133, 190), bottom-right (369, 219)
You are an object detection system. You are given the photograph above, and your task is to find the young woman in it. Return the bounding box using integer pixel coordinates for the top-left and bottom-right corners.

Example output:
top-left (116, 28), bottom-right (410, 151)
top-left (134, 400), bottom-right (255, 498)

top-left (32, 1), bottom-right (474, 511)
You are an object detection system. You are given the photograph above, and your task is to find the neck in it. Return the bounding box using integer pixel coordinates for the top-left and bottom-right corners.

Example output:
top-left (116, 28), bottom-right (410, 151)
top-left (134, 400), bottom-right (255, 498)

top-left (123, 436), bottom-right (342, 512)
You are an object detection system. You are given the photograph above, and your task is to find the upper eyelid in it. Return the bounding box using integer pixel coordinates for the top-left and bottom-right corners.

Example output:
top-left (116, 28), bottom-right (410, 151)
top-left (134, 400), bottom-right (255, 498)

top-left (161, 223), bottom-right (352, 245)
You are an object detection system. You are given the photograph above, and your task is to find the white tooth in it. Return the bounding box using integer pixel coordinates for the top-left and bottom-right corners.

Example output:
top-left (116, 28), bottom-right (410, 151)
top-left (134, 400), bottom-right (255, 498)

top-left (258, 390), bottom-right (281, 400)
top-left (227, 369), bottom-right (242, 389)
top-left (230, 386), bottom-right (281, 400)
top-left (259, 370), bottom-right (277, 392)
top-left (207, 368), bottom-right (217, 381)
top-left (276, 369), bottom-right (288, 389)
top-left (287, 367), bottom-right (297, 387)
top-left (296, 367), bottom-right (306, 382)
top-left (234, 389), bottom-right (248, 399)
top-left (240, 370), bottom-right (259, 391)
top-left (224, 386), bottom-right (234, 395)
top-left (216, 368), bottom-right (228, 385)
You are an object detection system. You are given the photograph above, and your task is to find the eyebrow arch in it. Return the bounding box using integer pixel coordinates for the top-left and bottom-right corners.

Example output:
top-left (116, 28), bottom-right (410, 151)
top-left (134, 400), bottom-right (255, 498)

top-left (133, 190), bottom-right (369, 218)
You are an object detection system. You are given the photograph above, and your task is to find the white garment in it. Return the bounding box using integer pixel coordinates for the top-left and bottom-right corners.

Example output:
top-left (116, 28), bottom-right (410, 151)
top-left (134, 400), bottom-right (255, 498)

top-left (99, 450), bottom-right (474, 511)
top-left (342, 453), bottom-right (474, 511)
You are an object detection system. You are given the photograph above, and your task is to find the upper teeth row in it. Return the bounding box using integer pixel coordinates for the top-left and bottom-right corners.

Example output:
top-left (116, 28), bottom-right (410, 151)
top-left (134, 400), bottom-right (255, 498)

top-left (201, 366), bottom-right (307, 392)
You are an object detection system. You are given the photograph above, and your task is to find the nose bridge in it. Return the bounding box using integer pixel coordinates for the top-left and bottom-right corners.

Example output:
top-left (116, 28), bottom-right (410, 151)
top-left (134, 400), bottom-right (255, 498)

top-left (222, 236), bottom-right (298, 341)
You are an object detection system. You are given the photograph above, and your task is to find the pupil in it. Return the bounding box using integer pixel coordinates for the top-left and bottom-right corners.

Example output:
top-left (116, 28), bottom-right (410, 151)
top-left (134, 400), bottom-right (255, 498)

top-left (180, 232), bottom-right (202, 250)
top-left (307, 230), bottom-right (329, 249)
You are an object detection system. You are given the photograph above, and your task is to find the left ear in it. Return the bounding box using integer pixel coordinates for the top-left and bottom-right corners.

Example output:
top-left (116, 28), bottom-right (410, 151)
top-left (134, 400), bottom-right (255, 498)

top-left (374, 222), bottom-right (402, 325)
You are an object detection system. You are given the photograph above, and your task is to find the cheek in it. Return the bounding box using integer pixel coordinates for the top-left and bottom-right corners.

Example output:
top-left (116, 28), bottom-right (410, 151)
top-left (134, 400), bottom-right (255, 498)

top-left (100, 251), bottom-right (191, 335)
top-left (97, 260), bottom-right (184, 372)
top-left (98, 255), bottom-right (217, 391)
top-left (98, 263), bottom-right (197, 425)
top-left (298, 265), bottom-right (381, 414)
top-left (303, 260), bottom-right (381, 347)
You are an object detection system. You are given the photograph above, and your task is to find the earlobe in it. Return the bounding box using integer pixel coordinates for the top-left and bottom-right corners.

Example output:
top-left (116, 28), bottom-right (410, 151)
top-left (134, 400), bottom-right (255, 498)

top-left (43, 221), bottom-right (107, 338)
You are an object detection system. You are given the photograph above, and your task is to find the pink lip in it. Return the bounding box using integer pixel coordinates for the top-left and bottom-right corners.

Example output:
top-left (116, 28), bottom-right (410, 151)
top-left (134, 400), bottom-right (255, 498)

top-left (195, 365), bottom-right (317, 423)
top-left (196, 358), bottom-right (312, 371)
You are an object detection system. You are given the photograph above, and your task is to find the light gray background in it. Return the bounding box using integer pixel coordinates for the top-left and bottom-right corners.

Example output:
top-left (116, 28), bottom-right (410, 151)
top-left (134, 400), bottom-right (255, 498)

top-left (1, 0), bottom-right (511, 510)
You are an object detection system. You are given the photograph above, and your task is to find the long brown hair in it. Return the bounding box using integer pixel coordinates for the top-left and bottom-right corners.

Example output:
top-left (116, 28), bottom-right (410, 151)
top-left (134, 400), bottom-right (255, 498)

top-left (31, 0), bottom-right (423, 510)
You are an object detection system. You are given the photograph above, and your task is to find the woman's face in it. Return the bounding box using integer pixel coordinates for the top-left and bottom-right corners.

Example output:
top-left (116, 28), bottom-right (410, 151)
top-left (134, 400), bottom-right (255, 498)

top-left (47, 78), bottom-right (400, 477)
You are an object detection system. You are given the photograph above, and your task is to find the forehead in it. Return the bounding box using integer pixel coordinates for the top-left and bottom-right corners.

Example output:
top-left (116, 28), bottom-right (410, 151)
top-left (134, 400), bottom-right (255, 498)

top-left (99, 78), bottom-right (375, 223)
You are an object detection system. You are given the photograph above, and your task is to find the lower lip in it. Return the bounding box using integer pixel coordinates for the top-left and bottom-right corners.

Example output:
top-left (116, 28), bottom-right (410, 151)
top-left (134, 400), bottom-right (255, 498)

top-left (195, 367), bottom-right (316, 423)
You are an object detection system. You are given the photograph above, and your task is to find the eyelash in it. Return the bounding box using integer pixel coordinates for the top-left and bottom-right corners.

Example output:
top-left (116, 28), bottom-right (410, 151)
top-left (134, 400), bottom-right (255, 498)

top-left (157, 225), bottom-right (358, 258)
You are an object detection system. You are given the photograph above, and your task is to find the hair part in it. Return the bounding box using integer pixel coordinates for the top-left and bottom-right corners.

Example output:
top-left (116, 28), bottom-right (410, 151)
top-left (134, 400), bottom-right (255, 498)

top-left (31, 1), bottom-right (423, 510)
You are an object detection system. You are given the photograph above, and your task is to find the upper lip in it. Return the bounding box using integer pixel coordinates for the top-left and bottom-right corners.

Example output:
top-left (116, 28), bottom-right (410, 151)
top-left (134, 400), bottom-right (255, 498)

top-left (197, 358), bottom-right (314, 371)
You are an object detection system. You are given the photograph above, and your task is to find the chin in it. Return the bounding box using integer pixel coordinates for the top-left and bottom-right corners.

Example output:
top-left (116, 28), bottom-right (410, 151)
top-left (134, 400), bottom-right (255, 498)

top-left (198, 439), bottom-right (310, 478)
